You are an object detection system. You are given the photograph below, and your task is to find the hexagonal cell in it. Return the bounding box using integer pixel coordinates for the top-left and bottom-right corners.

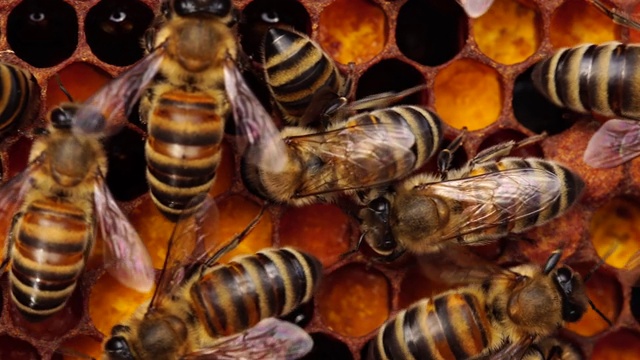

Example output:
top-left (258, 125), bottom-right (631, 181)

top-left (239, 0), bottom-right (311, 61)
top-left (317, 263), bottom-right (390, 337)
top-left (550, 0), bottom-right (619, 48)
top-left (592, 329), bottom-right (640, 359)
top-left (398, 264), bottom-right (457, 309)
top-left (279, 204), bottom-right (351, 268)
top-left (7, 0), bottom-right (78, 68)
top-left (85, 0), bottom-right (153, 66)
top-left (0, 336), bottom-right (39, 360)
top-left (355, 59), bottom-right (425, 105)
top-left (104, 126), bottom-right (147, 201)
top-left (10, 283), bottom-right (83, 340)
top-left (89, 272), bottom-right (154, 336)
top-left (396, 0), bottom-right (467, 66)
top-left (589, 197), bottom-right (640, 269)
top-left (57, 335), bottom-right (103, 360)
top-left (512, 67), bottom-right (569, 135)
top-left (46, 63), bottom-right (111, 112)
top-left (564, 262), bottom-right (621, 337)
top-left (280, 300), bottom-right (314, 329)
top-left (477, 129), bottom-right (544, 158)
top-left (318, 0), bottom-right (387, 65)
top-left (301, 333), bottom-right (353, 360)
top-left (433, 59), bottom-right (502, 130)
top-left (473, 0), bottom-right (541, 65)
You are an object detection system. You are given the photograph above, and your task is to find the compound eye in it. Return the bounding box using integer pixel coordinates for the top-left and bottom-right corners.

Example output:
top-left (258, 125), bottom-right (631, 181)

top-left (105, 336), bottom-right (133, 359)
top-left (368, 197), bottom-right (389, 215)
top-left (212, 0), bottom-right (231, 16)
top-left (50, 108), bottom-right (72, 128)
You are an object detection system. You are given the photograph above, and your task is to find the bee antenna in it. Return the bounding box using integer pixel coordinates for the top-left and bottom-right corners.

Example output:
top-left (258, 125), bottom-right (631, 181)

top-left (55, 74), bottom-right (75, 103)
top-left (588, 298), bottom-right (613, 326)
top-left (584, 242), bottom-right (618, 283)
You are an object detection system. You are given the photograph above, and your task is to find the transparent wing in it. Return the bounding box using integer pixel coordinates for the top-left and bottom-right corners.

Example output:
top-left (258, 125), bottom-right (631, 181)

top-left (147, 193), bottom-right (220, 310)
top-left (182, 318), bottom-right (313, 360)
top-left (477, 335), bottom-right (535, 360)
top-left (589, 0), bottom-right (640, 31)
top-left (625, 250), bottom-right (640, 270)
top-left (94, 172), bottom-right (154, 293)
top-left (584, 119), bottom-right (640, 168)
top-left (287, 121), bottom-right (416, 197)
top-left (416, 168), bottom-right (562, 244)
top-left (456, 0), bottom-right (495, 18)
top-left (224, 58), bottom-right (287, 173)
top-left (72, 47), bottom-right (165, 135)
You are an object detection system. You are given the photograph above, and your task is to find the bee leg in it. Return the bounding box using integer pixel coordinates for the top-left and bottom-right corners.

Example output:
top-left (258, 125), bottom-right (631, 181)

top-left (469, 132), bottom-right (548, 168)
top-left (0, 212), bottom-right (22, 273)
top-left (589, 0), bottom-right (640, 31)
top-left (438, 127), bottom-right (467, 179)
top-left (340, 231), bottom-right (367, 260)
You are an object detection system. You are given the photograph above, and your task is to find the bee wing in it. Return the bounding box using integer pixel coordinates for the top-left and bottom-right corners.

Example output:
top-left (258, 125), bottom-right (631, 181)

top-left (95, 172), bottom-right (155, 293)
top-left (148, 194), bottom-right (221, 311)
top-left (583, 119), bottom-right (640, 168)
top-left (72, 47), bottom-right (165, 135)
top-left (223, 58), bottom-right (288, 173)
top-left (477, 335), bottom-right (535, 360)
top-left (625, 250), bottom-right (640, 270)
top-left (456, 0), bottom-right (495, 18)
top-left (287, 122), bottom-right (417, 197)
top-left (418, 168), bottom-right (562, 244)
top-left (181, 318), bottom-right (313, 360)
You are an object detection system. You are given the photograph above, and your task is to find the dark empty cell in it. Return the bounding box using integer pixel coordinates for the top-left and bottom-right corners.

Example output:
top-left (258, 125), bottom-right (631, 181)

top-left (280, 300), bottom-right (314, 328)
top-left (632, 286), bottom-right (640, 323)
top-left (7, 0), bottom-right (78, 68)
top-left (85, 0), bottom-right (154, 66)
top-left (301, 333), bottom-right (353, 360)
top-left (0, 336), bottom-right (39, 360)
top-left (415, 138), bottom-right (468, 175)
top-left (104, 127), bottom-right (148, 201)
top-left (513, 67), bottom-right (571, 135)
top-left (239, 0), bottom-right (311, 61)
top-left (396, 0), bottom-right (467, 66)
top-left (355, 59), bottom-right (425, 105)
top-left (477, 129), bottom-right (544, 158)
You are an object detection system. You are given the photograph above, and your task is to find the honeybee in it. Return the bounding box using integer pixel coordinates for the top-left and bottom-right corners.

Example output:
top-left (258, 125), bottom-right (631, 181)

top-left (367, 249), bottom-right (608, 360)
top-left (0, 62), bottom-right (38, 135)
top-left (104, 196), bottom-right (323, 359)
top-left (0, 53), bottom-right (162, 320)
top-left (141, 0), bottom-right (285, 219)
top-left (242, 105), bottom-right (443, 206)
top-left (262, 27), bottom-right (352, 126)
top-left (359, 137), bottom-right (584, 260)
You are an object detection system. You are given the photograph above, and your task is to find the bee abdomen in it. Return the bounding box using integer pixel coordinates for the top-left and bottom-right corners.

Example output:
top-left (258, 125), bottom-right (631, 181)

top-left (369, 293), bottom-right (491, 360)
top-left (191, 247), bottom-right (322, 337)
top-left (0, 63), bottom-right (33, 133)
top-left (532, 42), bottom-right (640, 120)
top-left (263, 28), bottom-right (343, 123)
top-left (146, 90), bottom-right (223, 217)
top-left (10, 199), bottom-right (90, 320)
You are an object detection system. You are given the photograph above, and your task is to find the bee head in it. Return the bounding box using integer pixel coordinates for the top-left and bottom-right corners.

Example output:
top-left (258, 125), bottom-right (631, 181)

top-left (552, 266), bottom-right (589, 323)
top-left (171, 0), bottom-right (231, 18)
top-left (105, 325), bottom-right (135, 360)
top-left (360, 197), bottom-right (399, 257)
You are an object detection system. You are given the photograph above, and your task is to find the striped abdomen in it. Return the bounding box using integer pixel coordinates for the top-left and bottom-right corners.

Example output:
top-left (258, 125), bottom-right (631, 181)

top-left (263, 27), bottom-right (345, 124)
top-left (0, 63), bottom-right (34, 133)
top-left (464, 157), bottom-right (584, 237)
top-left (190, 247), bottom-right (322, 337)
top-left (146, 89), bottom-right (223, 218)
top-left (369, 292), bottom-right (492, 360)
top-left (10, 198), bottom-right (91, 320)
top-left (531, 42), bottom-right (640, 120)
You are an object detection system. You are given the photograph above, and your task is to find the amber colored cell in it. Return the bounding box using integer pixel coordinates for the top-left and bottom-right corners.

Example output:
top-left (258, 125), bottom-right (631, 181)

top-left (89, 272), bottom-right (154, 336)
top-left (318, 0), bottom-right (386, 64)
top-left (279, 204), bottom-right (351, 268)
top-left (59, 336), bottom-right (103, 360)
top-left (550, 0), bottom-right (619, 48)
top-left (317, 264), bottom-right (390, 337)
top-left (6, 135), bottom-right (33, 179)
top-left (593, 330), bottom-right (640, 359)
top-left (208, 140), bottom-right (235, 197)
top-left (473, 0), bottom-right (540, 64)
top-left (128, 196), bottom-right (178, 268)
top-left (0, 336), bottom-right (39, 360)
top-left (434, 59), bottom-right (502, 130)
top-left (590, 197), bottom-right (640, 269)
top-left (45, 62), bottom-right (111, 112)
top-left (398, 266), bottom-right (457, 309)
top-left (564, 267), bottom-right (621, 337)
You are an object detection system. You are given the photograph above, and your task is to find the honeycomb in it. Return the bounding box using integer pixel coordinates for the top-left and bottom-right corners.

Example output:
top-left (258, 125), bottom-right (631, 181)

top-left (0, 0), bottom-right (638, 359)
